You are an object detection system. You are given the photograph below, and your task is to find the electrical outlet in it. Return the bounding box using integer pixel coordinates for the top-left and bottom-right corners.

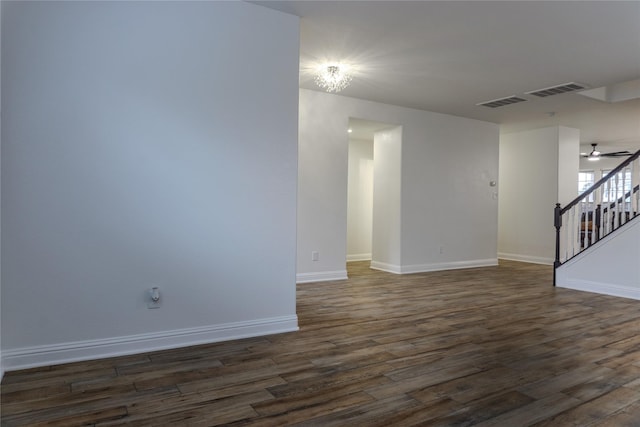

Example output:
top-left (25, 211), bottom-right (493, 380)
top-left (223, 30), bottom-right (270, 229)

top-left (439, 246), bottom-right (444, 254)
top-left (311, 251), bottom-right (319, 261)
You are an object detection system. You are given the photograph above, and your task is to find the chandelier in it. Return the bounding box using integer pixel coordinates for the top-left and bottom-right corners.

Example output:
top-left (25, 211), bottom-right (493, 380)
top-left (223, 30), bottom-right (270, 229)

top-left (314, 63), bottom-right (353, 93)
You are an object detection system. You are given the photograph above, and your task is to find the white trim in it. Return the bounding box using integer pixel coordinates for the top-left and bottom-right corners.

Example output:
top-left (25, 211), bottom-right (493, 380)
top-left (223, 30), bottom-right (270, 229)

top-left (346, 253), bottom-right (372, 262)
top-left (369, 261), bottom-right (402, 274)
top-left (498, 252), bottom-right (554, 265)
top-left (296, 270), bottom-right (348, 283)
top-left (399, 258), bottom-right (499, 274)
top-left (1, 315), bottom-right (298, 372)
top-left (370, 259), bottom-right (498, 274)
top-left (556, 279), bottom-right (640, 301)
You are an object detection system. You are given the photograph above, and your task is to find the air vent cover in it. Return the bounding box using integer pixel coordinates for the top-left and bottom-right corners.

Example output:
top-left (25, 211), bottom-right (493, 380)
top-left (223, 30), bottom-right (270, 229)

top-left (476, 96), bottom-right (527, 108)
top-left (525, 82), bottom-right (587, 98)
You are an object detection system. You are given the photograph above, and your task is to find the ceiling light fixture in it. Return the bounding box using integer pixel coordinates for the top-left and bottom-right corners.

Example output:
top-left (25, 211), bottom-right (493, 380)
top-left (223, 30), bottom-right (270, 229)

top-left (314, 63), bottom-right (352, 93)
top-left (587, 145), bottom-right (601, 161)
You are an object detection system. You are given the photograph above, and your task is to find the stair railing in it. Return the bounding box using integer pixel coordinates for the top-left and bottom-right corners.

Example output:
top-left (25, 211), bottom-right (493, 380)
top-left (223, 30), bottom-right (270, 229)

top-left (554, 149), bottom-right (640, 285)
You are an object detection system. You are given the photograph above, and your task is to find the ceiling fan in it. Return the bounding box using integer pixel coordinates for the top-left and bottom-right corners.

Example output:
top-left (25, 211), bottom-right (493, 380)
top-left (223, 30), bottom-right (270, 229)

top-left (582, 143), bottom-right (632, 161)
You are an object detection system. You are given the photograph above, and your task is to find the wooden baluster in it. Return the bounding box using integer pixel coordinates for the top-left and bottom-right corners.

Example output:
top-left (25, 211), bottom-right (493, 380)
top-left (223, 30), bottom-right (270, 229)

top-left (619, 168), bottom-right (627, 226)
top-left (583, 203), bottom-right (590, 249)
top-left (563, 210), bottom-right (570, 262)
top-left (568, 206), bottom-right (573, 257)
top-left (594, 182), bottom-right (601, 242)
top-left (615, 172), bottom-right (621, 229)
top-left (566, 209), bottom-right (571, 260)
top-left (578, 201), bottom-right (584, 248)
top-left (587, 195), bottom-right (596, 246)
top-left (576, 206), bottom-right (580, 255)
top-left (595, 204), bottom-right (601, 243)
top-left (629, 159), bottom-right (640, 219)
top-left (620, 170), bottom-right (624, 225)
top-left (583, 206), bottom-right (588, 250)
top-left (590, 205), bottom-right (596, 246)
top-left (609, 175), bottom-right (616, 231)
top-left (629, 160), bottom-right (638, 219)
top-left (575, 205), bottom-right (580, 251)
top-left (603, 178), bottom-right (608, 234)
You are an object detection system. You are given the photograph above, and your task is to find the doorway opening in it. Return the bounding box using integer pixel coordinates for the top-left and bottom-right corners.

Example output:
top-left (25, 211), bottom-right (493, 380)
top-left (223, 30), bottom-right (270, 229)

top-left (346, 118), bottom-right (401, 272)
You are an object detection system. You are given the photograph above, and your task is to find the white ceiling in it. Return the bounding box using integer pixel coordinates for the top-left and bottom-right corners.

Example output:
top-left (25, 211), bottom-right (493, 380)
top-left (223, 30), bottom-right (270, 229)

top-left (253, 1), bottom-right (640, 152)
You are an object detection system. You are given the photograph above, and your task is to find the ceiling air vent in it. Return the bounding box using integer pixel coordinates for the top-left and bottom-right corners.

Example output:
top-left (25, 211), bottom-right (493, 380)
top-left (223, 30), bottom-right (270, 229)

top-left (525, 82), bottom-right (587, 98)
top-left (476, 96), bottom-right (527, 108)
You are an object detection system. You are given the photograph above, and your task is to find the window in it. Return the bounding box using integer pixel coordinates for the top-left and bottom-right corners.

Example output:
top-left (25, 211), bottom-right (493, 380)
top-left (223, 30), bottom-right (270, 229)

top-left (578, 171), bottom-right (595, 194)
top-left (578, 171), bottom-right (595, 202)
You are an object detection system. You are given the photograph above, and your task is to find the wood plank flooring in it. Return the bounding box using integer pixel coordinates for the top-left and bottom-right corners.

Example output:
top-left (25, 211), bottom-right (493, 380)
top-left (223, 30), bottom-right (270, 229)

top-left (2, 260), bottom-right (640, 426)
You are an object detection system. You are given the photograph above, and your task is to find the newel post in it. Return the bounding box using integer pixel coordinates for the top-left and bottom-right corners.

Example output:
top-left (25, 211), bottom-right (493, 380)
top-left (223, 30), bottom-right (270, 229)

top-left (553, 203), bottom-right (562, 286)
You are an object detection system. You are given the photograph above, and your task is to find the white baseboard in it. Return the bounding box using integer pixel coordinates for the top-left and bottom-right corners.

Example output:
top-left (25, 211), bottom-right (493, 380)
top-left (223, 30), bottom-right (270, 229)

top-left (1, 315), bottom-right (299, 372)
top-left (296, 270), bottom-right (348, 283)
top-left (369, 261), bottom-right (402, 274)
top-left (556, 279), bottom-right (640, 301)
top-left (498, 252), bottom-right (554, 265)
top-left (346, 253), bottom-right (372, 262)
top-left (400, 258), bottom-right (499, 274)
top-left (370, 259), bottom-right (498, 274)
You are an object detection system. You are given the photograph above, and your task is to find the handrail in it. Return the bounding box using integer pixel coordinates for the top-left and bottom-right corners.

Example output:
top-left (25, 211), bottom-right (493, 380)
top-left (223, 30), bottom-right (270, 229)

top-left (561, 149), bottom-right (640, 215)
top-left (554, 148), bottom-right (640, 285)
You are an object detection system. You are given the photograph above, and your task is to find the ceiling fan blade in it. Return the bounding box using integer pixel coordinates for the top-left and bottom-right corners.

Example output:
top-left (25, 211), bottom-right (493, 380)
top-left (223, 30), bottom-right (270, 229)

top-left (601, 151), bottom-right (632, 157)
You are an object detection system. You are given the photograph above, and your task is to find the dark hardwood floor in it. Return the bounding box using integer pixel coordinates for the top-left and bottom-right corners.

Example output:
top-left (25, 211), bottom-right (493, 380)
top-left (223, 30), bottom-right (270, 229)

top-left (2, 260), bottom-right (640, 426)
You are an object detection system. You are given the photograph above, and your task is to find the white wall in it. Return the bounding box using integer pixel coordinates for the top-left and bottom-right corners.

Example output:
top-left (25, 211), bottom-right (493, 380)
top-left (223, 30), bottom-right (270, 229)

top-left (400, 114), bottom-right (499, 272)
top-left (556, 218), bottom-right (640, 300)
top-left (347, 138), bottom-right (373, 261)
top-left (297, 93), bottom-right (350, 283)
top-left (1, 1), bottom-right (299, 370)
top-left (371, 127), bottom-right (402, 271)
top-left (298, 89), bottom-right (499, 281)
top-left (558, 127), bottom-right (580, 205)
top-left (498, 126), bottom-right (579, 264)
